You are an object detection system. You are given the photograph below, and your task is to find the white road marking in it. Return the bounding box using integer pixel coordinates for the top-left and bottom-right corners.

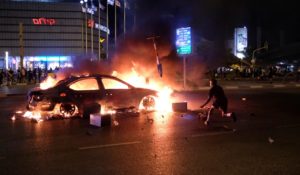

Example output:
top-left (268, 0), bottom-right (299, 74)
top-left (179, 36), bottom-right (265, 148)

top-left (225, 86), bottom-right (239, 89)
top-left (79, 141), bottom-right (141, 150)
top-left (190, 130), bottom-right (235, 138)
top-left (273, 84), bottom-right (285, 88)
top-left (250, 85), bottom-right (263, 89)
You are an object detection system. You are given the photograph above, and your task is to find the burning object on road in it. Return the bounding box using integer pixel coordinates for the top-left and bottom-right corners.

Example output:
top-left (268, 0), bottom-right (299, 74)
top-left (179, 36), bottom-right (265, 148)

top-left (27, 74), bottom-right (160, 119)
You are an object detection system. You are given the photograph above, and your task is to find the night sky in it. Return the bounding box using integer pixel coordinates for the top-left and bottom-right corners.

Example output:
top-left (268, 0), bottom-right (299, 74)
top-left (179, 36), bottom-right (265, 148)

top-left (10, 0), bottom-right (300, 56)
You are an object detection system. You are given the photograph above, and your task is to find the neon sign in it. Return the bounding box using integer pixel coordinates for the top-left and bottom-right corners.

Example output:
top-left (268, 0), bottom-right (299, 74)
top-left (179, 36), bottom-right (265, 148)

top-left (32, 18), bottom-right (56, 25)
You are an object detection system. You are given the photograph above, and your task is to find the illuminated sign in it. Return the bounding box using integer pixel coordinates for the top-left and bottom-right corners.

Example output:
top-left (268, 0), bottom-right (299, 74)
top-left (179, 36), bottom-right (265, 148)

top-left (88, 19), bottom-right (110, 34)
top-left (176, 27), bottom-right (191, 55)
top-left (32, 18), bottom-right (56, 25)
top-left (27, 56), bottom-right (70, 62)
top-left (234, 27), bottom-right (248, 59)
top-left (81, 7), bottom-right (97, 15)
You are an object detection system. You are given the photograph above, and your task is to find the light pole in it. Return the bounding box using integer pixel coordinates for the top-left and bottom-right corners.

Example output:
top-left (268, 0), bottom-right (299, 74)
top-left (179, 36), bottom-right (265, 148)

top-left (251, 42), bottom-right (268, 78)
top-left (90, 0), bottom-right (94, 58)
top-left (98, 0), bottom-right (101, 61)
top-left (80, 0), bottom-right (88, 54)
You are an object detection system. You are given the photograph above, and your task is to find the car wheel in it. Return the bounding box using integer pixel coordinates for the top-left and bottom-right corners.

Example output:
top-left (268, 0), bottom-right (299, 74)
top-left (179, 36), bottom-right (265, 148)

top-left (139, 95), bottom-right (156, 112)
top-left (60, 103), bottom-right (78, 118)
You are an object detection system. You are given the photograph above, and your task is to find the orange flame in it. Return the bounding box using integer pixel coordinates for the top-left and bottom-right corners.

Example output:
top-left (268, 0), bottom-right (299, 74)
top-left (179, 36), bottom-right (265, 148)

top-left (40, 76), bottom-right (59, 90)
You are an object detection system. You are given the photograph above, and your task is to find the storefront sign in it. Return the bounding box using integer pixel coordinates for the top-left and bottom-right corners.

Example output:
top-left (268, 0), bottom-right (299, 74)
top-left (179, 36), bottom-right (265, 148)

top-left (32, 18), bottom-right (56, 25)
top-left (88, 19), bottom-right (110, 34)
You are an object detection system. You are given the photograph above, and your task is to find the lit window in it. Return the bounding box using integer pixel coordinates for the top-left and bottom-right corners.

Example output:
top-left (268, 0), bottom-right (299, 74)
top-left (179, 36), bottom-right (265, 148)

top-left (102, 78), bottom-right (129, 89)
top-left (69, 78), bottom-right (99, 91)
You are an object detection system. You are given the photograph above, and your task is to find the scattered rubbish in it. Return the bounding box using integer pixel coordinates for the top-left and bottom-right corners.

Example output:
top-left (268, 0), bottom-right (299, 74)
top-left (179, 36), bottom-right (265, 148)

top-left (268, 137), bottom-right (274, 144)
top-left (242, 98), bottom-right (246, 101)
top-left (113, 120), bottom-right (119, 126)
top-left (11, 115), bottom-right (16, 121)
top-left (147, 115), bottom-right (154, 123)
top-left (223, 125), bottom-right (230, 129)
top-left (148, 119), bottom-right (154, 124)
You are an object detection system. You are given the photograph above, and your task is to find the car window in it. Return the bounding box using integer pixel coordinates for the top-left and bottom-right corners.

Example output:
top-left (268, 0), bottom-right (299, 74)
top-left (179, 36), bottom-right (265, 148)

top-left (102, 78), bottom-right (129, 89)
top-left (69, 78), bottom-right (99, 91)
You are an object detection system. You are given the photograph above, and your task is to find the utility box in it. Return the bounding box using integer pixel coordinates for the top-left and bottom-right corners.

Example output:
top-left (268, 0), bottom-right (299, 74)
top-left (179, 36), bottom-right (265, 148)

top-left (90, 113), bottom-right (111, 127)
top-left (172, 102), bottom-right (188, 112)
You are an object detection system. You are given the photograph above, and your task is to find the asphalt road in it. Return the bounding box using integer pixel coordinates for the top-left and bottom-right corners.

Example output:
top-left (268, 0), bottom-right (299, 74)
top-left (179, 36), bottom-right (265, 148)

top-left (0, 88), bottom-right (300, 175)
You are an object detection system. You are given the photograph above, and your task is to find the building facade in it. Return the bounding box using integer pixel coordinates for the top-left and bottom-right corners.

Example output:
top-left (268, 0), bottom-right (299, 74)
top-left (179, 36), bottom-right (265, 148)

top-left (0, 0), bottom-right (109, 70)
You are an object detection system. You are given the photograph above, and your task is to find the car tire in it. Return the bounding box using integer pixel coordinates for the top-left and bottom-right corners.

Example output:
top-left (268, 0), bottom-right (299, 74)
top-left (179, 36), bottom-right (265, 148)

top-left (139, 95), bottom-right (156, 112)
top-left (60, 103), bottom-right (78, 118)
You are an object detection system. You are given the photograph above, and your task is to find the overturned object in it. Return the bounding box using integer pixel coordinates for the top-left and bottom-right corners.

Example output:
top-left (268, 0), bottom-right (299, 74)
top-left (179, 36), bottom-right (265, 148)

top-left (172, 102), bottom-right (187, 112)
top-left (90, 113), bottom-right (111, 127)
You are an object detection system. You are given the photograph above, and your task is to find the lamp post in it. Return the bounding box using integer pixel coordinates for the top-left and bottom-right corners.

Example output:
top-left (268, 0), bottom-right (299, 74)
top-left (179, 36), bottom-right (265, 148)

top-left (80, 0), bottom-right (88, 54)
top-left (98, 0), bottom-right (101, 61)
top-left (251, 42), bottom-right (268, 78)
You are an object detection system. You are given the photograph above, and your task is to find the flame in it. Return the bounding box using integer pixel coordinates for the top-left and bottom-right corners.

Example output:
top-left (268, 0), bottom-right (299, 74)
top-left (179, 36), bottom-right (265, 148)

top-left (40, 76), bottom-right (59, 90)
top-left (23, 111), bottom-right (43, 122)
top-left (113, 69), bottom-right (173, 113)
top-left (38, 67), bottom-right (174, 113)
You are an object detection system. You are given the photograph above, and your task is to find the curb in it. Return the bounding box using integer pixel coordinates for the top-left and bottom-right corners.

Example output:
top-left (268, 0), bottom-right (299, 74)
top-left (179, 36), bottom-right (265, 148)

top-left (0, 93), bottom-right (27, 98)
top-left (175, 83), bottom-right (300, 92)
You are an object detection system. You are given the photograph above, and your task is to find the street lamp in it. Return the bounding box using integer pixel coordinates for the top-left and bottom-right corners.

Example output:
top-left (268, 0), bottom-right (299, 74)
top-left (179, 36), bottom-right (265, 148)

top-left (251, 41), bottom-right (268, 66)
top-left (251, 42), bottom-right (268, 78)
top-left (80, 0), bottom-right (88, 54)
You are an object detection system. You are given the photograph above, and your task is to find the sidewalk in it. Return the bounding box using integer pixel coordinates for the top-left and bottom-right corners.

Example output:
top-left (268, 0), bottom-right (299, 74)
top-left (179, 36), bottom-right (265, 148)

top-left (0, 84), bottom-right (37, 97)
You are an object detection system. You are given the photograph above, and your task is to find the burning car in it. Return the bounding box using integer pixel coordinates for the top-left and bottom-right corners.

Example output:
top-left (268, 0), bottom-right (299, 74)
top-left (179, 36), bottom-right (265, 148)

top-left (27, 74), bottom-right (158, 119)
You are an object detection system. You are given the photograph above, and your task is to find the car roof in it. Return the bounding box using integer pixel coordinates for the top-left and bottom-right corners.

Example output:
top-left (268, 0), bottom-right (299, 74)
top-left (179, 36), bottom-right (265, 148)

top-left (63, 74), bottom-right (134, 88)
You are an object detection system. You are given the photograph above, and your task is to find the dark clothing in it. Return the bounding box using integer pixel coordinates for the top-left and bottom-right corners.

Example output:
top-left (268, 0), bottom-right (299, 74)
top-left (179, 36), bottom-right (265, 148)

top-left (209, 85), bottom-right (228, 113)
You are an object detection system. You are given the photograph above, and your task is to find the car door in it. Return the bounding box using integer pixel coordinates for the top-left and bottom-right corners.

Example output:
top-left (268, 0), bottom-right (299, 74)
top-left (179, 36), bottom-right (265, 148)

top-left (67, 77), bottom-right (103, 106)
top-left (100, 77), bottom-right (136, 109)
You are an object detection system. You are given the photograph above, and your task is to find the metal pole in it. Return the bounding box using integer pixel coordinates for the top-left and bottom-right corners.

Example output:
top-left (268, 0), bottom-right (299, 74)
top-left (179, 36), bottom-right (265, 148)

top-left (81, 9), bottom-right (84, 51)
top-left (19, 23), bottom-right (24, 69)
top-left (91, 0), bottom-right (94, 58)
top-left (98, 0), bottom-right (101, 61)
top-left (123, 0), bottom-right (126, 36)
top-left (106, 1), bottom-right (109, 59)
top-left (183, 56), bottom-right (186, 89)
top-left (85, 2), bottom-right (88, 54)
top-left (114, 0), bottom-right (117, 47)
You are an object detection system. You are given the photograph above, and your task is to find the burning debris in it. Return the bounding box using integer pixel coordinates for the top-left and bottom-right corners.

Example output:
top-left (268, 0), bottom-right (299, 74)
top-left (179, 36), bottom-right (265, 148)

top-left (23, 111), bottom-right (43, 122)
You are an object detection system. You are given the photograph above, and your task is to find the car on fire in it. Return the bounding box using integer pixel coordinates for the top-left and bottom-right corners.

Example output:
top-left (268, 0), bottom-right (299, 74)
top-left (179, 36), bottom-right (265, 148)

top-left (27, 74), bottom-right (157, 118)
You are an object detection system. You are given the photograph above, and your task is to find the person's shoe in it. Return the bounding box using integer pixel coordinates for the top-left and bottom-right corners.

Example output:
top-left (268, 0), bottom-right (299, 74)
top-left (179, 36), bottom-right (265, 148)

top-left (231, 112), bottom-right (237, 122)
